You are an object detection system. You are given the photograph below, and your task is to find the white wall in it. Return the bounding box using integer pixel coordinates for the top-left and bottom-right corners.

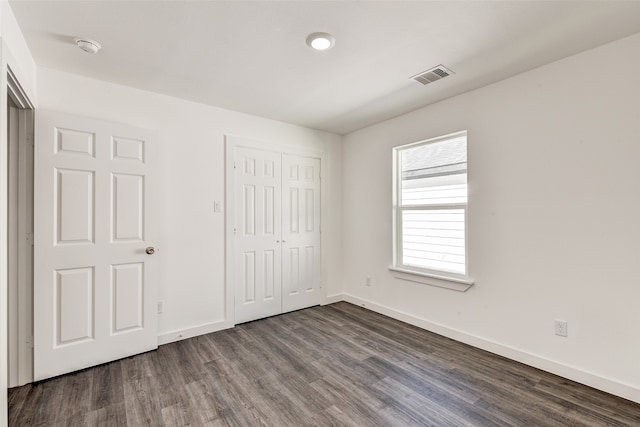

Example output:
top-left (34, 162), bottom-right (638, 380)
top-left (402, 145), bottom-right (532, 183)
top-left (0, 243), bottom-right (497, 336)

top-left (0, 0), bottom-right (37, 423)
top-left (1, 1), bottom-right (36, 100)
top-left (342, 32), bottom-right (640, 403)
top-left (37, 68), bottom-right (343, 342)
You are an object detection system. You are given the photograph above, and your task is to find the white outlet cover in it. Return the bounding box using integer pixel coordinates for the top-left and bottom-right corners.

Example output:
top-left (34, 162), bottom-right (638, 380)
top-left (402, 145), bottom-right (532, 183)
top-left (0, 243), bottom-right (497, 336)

top-left (554, 319), bottom-right (568, 337)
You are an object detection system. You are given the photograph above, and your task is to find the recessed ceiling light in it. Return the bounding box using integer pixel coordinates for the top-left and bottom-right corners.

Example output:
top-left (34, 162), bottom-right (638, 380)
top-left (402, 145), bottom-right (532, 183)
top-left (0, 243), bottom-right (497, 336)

top-left (306, 32), bottom-right (335, 51)
top-left (74, 38), bottom-right (101, 54)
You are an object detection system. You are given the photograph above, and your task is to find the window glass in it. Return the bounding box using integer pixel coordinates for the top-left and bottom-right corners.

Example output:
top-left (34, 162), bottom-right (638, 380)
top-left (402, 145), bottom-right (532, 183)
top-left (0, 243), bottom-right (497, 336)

top-left (395, 132), bottom-right (468, 277)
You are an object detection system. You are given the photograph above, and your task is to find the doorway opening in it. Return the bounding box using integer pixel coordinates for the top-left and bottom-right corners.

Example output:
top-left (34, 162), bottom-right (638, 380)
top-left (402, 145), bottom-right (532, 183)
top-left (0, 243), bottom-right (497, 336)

top-left (7, 68), bottom-right (34, 387)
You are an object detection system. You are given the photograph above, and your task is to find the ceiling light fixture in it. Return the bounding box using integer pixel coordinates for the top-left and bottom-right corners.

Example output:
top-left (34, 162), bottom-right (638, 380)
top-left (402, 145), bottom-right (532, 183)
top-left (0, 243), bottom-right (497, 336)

top-left (75, 38), bottom-right (101, 54)
top-left (306, 32), bottom-right (335, 51)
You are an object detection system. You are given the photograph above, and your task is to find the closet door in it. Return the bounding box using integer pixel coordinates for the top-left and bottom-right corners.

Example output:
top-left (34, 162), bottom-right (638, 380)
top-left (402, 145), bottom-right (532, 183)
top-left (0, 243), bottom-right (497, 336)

top-left (231, 144), bottom-right (322, 324)
top-left (281, 155), bottom-right (322, 312)
top-left (234, 147), bottom-right (282, 323)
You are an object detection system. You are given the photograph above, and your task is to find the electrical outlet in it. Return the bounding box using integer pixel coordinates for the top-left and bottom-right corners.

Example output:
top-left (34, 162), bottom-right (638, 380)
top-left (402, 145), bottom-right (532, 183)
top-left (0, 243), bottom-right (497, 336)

top-left (554, 319), bottom-right (568, 337)
top-left (157, 300), bottom-right (164, 314)
top-left (365, 276), bottom-right (372, 287)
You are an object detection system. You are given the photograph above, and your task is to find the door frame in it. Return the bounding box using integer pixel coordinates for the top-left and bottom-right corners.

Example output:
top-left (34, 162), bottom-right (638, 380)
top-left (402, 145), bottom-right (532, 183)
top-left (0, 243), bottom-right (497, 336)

top-left (7, 68), bottom-right (34, 387)
top-left (1, 34), bottom-right (38, 422)
top-left (224, 135), bottom-right (325, 325)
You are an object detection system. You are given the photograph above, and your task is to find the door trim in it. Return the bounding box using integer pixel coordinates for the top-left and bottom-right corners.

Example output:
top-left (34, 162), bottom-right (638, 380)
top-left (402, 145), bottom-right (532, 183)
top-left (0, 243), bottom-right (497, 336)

top-left (7, 68), bottom-right (35, 387)
top-left (224, 135), bottom-right (324, 325)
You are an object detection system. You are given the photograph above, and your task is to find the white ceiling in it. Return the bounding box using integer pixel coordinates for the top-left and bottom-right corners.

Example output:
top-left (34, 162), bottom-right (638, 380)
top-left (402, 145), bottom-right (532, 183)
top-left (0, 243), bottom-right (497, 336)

top-left (9, 1), bottom-right (640, 135)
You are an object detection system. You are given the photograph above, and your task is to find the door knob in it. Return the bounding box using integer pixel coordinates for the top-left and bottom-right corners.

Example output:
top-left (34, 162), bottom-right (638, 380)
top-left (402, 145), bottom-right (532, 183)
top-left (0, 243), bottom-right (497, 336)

top-left (145, 246), bottom-right (155, 255)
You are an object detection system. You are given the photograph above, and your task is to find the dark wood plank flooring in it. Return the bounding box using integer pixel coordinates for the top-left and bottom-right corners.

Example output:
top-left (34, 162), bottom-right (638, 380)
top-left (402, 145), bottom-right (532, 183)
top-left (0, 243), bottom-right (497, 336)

top-left (9, 302), bottom-right (640, 426)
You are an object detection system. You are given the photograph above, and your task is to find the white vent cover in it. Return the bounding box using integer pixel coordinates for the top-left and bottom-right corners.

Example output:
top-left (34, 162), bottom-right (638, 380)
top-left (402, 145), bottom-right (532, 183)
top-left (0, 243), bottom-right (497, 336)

top-left (410, 65), bottom-right (454, 85)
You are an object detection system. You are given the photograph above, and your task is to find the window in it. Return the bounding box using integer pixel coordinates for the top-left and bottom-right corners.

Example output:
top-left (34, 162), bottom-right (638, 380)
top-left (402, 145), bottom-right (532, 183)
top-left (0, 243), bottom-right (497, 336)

top-left (392, 131), bottom-right (472, 287)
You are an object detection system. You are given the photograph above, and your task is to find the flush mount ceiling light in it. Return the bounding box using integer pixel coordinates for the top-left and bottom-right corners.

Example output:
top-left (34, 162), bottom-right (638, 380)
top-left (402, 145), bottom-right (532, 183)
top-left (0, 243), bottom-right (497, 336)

top-left (74, 38), bottom-right (101, 54)
top-left (306, 32), bottom-right (335, 51)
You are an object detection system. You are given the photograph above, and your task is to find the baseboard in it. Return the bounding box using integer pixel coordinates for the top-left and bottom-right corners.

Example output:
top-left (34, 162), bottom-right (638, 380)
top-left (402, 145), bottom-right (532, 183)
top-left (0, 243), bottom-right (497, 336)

top-left (340, 294), bottom-right (640, 404)
top-left (158, 319), bottom-right (234, 345)
top-left (158, 294), bottom-right (346, 345)
top-left (323, 293), bottom-right (345, 305)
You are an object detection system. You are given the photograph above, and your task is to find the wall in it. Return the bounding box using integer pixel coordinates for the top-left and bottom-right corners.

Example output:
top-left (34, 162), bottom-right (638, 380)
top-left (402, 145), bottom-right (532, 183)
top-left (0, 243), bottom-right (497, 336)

top-left (0, 0), bottom-right (37, 423)
top-left (1, 1), bottom-right (36, 100)
top-left (342, 32), bottom-right (640, 403)
top-left (37, 68), bottom-right (343, 343)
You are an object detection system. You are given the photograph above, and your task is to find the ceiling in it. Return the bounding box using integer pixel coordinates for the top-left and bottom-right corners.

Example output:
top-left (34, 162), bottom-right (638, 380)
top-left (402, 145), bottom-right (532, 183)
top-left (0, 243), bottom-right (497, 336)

top-left (9, 1), bottom-right (640, 135)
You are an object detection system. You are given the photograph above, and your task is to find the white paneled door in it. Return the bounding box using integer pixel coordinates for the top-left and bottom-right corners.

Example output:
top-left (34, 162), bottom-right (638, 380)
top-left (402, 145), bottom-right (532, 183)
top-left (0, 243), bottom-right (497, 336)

top-left (234, 147), bottom-right (283, 323)
top-left (34, 111), bottom-right (158, 380)
top-left (233, 146), bottom-right (321, 324)
top-left (281, 155), bottom-right (321, 313)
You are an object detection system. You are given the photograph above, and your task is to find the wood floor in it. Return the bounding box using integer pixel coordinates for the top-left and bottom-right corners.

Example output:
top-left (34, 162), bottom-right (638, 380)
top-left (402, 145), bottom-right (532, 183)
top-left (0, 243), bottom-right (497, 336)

top-left (8, 302), bottom-right (640, 426)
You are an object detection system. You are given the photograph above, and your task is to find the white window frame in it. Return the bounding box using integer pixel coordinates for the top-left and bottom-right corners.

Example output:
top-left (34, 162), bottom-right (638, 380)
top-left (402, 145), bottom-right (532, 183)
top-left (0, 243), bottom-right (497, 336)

top-left (390, 131), bottom-right (474, 292)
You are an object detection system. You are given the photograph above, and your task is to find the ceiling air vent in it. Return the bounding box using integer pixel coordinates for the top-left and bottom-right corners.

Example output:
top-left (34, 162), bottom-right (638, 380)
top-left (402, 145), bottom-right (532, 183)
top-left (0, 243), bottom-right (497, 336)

top-left (410, 65), bottom-right (454, 85)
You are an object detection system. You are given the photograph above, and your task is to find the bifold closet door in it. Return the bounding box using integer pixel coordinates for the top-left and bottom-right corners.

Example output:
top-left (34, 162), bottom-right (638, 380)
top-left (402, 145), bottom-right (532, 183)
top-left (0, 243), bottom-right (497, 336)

top-left (234, 147), bottom-right (283, 324)
top-left (233, 147), bottom-right (321, 324)
top-left (281, 155), bottom-right (322, 312)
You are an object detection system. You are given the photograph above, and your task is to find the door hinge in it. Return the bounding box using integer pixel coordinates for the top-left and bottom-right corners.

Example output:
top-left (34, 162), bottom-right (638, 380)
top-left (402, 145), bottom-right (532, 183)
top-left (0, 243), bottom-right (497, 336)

top-left (234, 228), bottom-right (237, 235)
top-left (27, 335), bottom-right (34, 349)
top-left (233, 162), bottom-right (237, 169)
top-left (26, 232), bottom-right (34, 245)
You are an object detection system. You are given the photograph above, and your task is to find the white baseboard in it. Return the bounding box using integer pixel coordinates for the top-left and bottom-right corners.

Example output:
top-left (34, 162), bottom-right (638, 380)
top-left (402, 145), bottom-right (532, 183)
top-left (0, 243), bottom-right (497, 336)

top-left (323, 293), bottom-right (345, 305)
top-left (158, 319), bottom-right (233, 345)
top-left (340, 294), bottom-right (640, 405)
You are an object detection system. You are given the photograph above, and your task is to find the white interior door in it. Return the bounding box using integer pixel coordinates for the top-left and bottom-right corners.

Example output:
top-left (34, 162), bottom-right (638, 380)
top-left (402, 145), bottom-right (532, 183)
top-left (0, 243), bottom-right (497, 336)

top-left (234, 147), bottom-right (282, 324)
top-left (232, 145), bottom-right (321, 324)
top-left (282, 155), bottom-right (322, 312)
top-left (34, 110), bottom-right (158, 380)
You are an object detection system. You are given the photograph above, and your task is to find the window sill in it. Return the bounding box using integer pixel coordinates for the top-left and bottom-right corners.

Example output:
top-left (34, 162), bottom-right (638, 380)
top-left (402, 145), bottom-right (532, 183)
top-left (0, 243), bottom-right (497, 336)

top-left (388, 267), bottom-right (474, 292)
